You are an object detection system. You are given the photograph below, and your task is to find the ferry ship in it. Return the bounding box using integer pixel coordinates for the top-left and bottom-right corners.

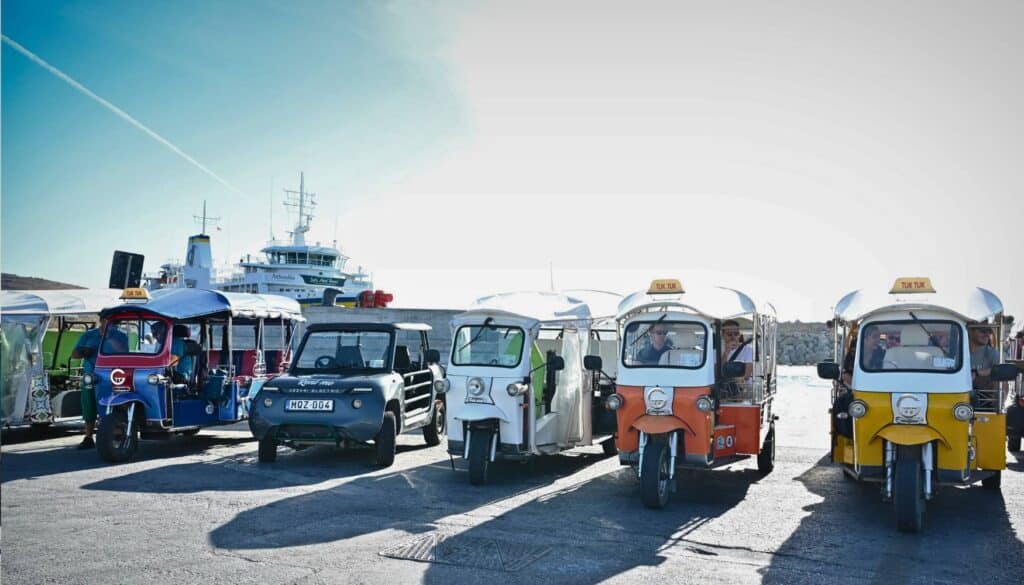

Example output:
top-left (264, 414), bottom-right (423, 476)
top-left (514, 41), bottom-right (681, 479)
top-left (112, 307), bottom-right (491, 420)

top-left (145, 173), bottom-right (388, 307)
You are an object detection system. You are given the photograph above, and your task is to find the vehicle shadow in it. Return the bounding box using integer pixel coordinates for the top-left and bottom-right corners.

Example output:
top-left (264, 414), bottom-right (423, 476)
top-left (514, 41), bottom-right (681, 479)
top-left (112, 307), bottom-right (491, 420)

top-left (758, 455), bottom-right (1024, 584)
top-left (1, 424), bottom-right (83, 445)
top-left (413, 463), bottom-right (759, 583)
top-left (208, 450), bottom-right (616, 551)
top-left (1, 434), bottom-right (254, 484)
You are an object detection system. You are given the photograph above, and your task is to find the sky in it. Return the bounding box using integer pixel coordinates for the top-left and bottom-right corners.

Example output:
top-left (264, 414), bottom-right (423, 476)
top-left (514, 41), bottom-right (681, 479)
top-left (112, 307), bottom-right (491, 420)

top-left (3, 1), bottom-right (1023, 322)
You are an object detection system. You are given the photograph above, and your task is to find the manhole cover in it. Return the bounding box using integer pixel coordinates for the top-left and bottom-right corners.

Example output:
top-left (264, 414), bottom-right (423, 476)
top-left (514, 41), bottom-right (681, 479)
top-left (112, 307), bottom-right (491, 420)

top-left (380, 532), bottom-right (551, 572)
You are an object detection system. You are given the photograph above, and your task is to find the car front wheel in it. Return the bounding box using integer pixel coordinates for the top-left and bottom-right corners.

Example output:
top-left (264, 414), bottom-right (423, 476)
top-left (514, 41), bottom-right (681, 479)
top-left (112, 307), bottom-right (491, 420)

top-left (375, 412), bottom-right (397, 467)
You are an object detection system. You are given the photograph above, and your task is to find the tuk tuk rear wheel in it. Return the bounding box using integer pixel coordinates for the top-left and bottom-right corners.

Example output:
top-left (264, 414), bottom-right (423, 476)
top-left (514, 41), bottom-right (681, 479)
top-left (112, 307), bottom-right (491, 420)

top-left (894, 446), bottom-right (925, 533)
top-left (374, 412), bottom-right (397, 467)
top-left (422, 400), bottom-right (445, 446)
top-left (97, 409), bottom-right (138, 463)
top-left (1008, 435), bottom-right (1021, 452)
top-left (640, 436), bottom-right (670, 509)
top-left (982, 471), bottom-right (1001, 490)
top-left (757, 425), bottom-right (776, 475)
top-left (257, 436), bottom-right (277, 463)
top-left (468, 428), bottom-right (492, 486)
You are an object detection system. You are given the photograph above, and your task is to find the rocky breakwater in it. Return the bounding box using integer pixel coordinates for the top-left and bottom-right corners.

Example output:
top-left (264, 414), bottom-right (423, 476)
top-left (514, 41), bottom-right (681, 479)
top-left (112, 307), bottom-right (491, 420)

top-left (777, 321), bottom-right (833, 365)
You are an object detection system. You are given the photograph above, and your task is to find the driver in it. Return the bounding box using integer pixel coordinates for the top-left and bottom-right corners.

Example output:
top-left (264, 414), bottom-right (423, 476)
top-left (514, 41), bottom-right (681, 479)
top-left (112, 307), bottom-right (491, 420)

top-left (637, 324), bottom-right (673, 364)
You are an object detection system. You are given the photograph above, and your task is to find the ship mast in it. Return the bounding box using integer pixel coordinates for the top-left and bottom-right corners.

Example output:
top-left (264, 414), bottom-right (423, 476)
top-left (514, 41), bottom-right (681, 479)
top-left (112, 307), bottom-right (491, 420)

top-left (283, 172), bottom-right (316, 246)
top-left (193, 200), bottom-right (220, 235)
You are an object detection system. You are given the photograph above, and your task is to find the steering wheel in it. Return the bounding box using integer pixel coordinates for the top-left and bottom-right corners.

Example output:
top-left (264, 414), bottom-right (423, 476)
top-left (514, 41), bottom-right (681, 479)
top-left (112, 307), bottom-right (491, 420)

top-left (314, 355), bottom-right (337, 369)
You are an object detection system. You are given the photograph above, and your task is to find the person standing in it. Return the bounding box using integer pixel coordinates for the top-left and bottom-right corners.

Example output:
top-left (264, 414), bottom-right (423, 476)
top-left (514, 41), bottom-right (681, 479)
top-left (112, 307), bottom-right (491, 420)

top-left (71, 322), bottom-right (103, 449)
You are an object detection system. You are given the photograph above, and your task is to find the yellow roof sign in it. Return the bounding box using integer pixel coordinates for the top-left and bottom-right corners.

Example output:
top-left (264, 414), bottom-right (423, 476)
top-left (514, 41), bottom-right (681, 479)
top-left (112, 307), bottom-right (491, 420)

top-left (120, 288), bottom-right (151, 301)
top-left (890, 277), bottom-right (935, 294)
top-left (648, 279), bottom-right (684, 294)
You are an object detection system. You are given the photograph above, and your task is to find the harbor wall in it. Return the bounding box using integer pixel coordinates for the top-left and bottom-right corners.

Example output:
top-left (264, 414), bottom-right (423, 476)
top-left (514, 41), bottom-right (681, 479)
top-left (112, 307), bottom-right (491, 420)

top-left (302, 306), bottom-right (832, 366)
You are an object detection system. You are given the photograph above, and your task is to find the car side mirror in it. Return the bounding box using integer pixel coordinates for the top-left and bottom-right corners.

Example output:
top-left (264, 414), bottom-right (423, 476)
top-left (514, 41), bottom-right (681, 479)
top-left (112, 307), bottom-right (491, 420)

top-left (584, 355), bottom-right (602, 371)
top-left (425, 349), bottom-right (441, 364)
top-left (721, 361), bottom-right (746, 379)
top-left (990, 363), bottom-right (1019, 382)
top-left (817, 362), bottom-right (840, 380)
top-left (548, 355), bottom-right (565, 371)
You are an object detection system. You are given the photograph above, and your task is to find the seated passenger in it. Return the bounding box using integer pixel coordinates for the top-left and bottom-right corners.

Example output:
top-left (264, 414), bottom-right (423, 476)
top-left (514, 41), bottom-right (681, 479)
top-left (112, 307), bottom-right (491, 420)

top-left (721, 320), bottom-right (753, 379)
top-left (637, 324), bottom-right (673, 364)
top-left (970, 326), bottom-right (1000, 389)
top-left (170, 325), bottom-right (195, 384)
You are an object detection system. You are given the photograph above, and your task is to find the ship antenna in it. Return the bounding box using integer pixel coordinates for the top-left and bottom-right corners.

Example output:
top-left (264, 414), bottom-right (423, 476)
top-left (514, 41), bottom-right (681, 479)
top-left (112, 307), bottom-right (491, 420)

top-left (269, 176), bottom-right (275, 241)
top-left (193, 200), bottom-right (220, 235)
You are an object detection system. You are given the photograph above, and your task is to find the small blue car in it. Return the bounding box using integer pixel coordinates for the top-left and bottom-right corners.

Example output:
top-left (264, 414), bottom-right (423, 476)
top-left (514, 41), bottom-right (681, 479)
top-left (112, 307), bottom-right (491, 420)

top-left (249, 322), bottom-right (447, 466)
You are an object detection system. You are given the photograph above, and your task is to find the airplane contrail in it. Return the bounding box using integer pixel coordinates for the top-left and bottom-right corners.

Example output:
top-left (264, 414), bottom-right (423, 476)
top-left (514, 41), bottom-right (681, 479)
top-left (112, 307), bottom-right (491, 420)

top-left (2, 34), bottom-right (241, 194)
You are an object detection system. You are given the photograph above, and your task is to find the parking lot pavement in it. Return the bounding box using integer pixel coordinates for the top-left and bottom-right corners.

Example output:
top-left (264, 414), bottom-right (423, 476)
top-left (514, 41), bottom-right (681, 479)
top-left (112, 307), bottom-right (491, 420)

top-left (3, 370), bottom-right (1023, 584)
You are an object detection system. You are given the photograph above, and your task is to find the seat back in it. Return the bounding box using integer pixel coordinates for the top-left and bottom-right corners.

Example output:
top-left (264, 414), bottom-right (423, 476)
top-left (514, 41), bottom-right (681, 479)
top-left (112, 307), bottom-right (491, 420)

top-left (336, 346), bottom-right (364, 368)
top-left (393, 345), bottom-right (412, 371)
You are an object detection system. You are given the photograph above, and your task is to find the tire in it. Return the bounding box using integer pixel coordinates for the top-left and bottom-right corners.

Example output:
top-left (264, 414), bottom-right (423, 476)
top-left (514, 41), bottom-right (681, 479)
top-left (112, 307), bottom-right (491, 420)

top-left (422, 399), bottom-right (445, 446)
top-left (894, 445), bottom-right (925, 533)
top-left (97, 408), bottom-right (139, 463)
top-left (1008, 435), bottom-right (1021, 453)
top-left (258, 435), bottom-right (277, 463)
top-left (757, 426), bottom-right (776, 475)
top-left (640, 435), bottom-right (671, 509)
top-left (468, 428), bottom-right (492, 486)
top-left (982, 471), bottom-right (1001, 490)
top-left (374, 412), bottom-right (397, 467)
top-left (602, 437), bottom-right (618, 457)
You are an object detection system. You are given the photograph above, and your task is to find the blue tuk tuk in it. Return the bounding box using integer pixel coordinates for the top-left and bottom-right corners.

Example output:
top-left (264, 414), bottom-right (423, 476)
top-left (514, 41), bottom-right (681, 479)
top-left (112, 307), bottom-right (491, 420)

top-left (92, 288), bottom-right (304, 462)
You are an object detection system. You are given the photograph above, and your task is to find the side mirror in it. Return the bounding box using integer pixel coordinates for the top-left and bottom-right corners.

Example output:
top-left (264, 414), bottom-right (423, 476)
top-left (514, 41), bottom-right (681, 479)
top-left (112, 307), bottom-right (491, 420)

top-left (722, 361), bottom-right (746, 379)
top-left (817, 362), bottom-right (840, 380)
top-left (584, 355), bottom-right (603, 371)
top-left (990, 363), bottom-right (1020, 383)
top-left (548, 355), bottom-right (565, 372)
top-left (425, 349), bottom-right (441, 364)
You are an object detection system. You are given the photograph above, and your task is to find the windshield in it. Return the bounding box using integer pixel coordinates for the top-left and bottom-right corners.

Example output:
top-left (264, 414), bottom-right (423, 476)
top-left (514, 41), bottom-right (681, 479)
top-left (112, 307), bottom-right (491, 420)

top-left (294, 330), bottom-right (393, 373)
top-left (100, 318), bottom-right (165, 355)
top-left (622, 320), bottom-right (707, 368)
top-left (860, 320), bottom-right (963, 373)
top-left (451, 325), bottom-right (526, 367)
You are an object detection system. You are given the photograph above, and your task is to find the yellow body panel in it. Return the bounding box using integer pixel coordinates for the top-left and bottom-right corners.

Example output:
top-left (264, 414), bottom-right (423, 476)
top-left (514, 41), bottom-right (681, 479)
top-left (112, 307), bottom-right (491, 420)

top-left (851, 391), bottom-right (974, 472)
top-left (834, 434), bottom-right (854, 464)
top-left (974, 413), bottom-right (1006, 471)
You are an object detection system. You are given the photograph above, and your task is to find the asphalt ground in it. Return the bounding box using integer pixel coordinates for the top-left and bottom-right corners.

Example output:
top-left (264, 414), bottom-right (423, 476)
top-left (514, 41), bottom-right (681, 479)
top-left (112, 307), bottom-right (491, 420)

top-left (2, 367), bottom-right (1023, 584)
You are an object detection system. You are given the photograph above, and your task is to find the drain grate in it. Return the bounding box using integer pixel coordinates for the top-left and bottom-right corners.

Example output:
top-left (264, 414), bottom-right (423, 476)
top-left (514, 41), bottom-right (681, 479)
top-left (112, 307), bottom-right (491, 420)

top-left (380, 532), bottom-right (551, 572)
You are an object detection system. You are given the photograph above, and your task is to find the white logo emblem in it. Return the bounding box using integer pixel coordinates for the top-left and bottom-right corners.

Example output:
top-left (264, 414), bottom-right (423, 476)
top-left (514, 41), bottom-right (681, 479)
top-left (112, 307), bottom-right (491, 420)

top-left (726, 435), bottom-right (734, 448)
top-left (110, 368), bottom-right (128, 386)
top-left (205, 404), bottom-right (215, 415)
top-left (893, 393), bottom-right (927, 424)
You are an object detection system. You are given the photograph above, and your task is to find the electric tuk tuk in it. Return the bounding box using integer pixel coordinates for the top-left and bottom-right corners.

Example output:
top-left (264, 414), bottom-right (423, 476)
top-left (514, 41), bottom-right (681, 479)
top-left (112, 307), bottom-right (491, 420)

top-left (601, 279), bottom-right (778, 509)
top-left (817, 277), bottom-right (1019, 532)
top-left (1006, 326), bottom-right (1024, 452)
top-left (93, 288), bottom-right (304, 463)
top-left (445, 290), bottom-right (621, 485)
top-left (1, 289), bottom-right (123, 428)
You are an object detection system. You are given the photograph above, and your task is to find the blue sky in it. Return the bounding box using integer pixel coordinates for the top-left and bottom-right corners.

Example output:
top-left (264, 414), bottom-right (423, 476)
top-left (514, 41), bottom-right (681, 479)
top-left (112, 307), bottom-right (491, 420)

top-left (4, 1), bottom-right (1024, 322)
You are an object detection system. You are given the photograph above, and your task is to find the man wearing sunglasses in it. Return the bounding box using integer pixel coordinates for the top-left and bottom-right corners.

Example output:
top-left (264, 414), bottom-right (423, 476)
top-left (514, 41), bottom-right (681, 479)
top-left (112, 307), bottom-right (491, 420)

top-left (721, 320), bottom-right (754, 379)
top-left (637, 325), bottom-right (674, 364)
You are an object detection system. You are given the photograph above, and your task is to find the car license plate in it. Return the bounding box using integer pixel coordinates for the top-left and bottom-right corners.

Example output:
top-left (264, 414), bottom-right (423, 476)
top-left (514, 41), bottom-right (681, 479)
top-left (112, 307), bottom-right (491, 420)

top-left (285, 399), bottom-right (334, 412)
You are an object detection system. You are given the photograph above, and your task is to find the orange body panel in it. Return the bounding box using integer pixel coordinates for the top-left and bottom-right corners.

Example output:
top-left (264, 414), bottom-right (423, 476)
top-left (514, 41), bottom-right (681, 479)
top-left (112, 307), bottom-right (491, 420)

top-left (615, 385), bottom-right (713, 457)
top-left (718, 405), bottom-right (762, 454)
top-left (633, 415), bottom-right (692, 435)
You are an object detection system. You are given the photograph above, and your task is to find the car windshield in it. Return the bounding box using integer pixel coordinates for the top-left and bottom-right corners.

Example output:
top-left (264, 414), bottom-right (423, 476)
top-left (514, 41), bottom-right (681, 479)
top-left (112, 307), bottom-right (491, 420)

top-left (860, 320), bottom-right (963, 373)
top-left (451, 325), bottom-right (526, 367)
top-left (622, 320), bottom-right (707, 368)
top-left (294, 330), bottom-right (393, 373)
top-left (100, 318), bottom-right (165, 355)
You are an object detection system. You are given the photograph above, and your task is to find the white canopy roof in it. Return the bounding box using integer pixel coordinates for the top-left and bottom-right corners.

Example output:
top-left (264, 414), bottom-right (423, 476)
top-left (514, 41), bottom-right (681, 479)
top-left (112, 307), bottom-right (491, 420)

top-left (616, 286), bottom-right (766, 321)
top-left (394, 322), bottom-right (432, 331)
top-left (460, 290), bottom-right (620, 327)
top-left (834, 286), bottom-right (1004, 323)
top-left (0, 289), bottom-right (124, 318)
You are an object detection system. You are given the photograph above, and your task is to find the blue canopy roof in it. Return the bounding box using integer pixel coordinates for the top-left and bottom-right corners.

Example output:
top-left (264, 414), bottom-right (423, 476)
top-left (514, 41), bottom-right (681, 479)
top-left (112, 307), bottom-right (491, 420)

top-left (101, 288), bottom-right (304, 322)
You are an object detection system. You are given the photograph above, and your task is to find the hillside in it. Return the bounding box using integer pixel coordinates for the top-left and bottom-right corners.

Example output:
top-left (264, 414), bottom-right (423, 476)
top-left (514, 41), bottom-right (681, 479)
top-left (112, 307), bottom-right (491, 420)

top-left (1, 273), bottom-right (85, 290)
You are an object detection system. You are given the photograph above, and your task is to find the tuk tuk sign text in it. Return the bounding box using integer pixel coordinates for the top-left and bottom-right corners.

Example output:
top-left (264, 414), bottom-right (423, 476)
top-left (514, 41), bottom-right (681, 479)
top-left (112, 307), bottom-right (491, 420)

top-left (889, 277), bottom-right (935, 294)
top-left (648, 279), bottom-right (684, 294)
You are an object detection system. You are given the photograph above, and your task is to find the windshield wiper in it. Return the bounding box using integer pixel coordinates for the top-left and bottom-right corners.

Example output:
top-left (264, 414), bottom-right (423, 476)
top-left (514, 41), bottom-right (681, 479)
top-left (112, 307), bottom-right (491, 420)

top-left (456, 317), bottom-right (494, 353)
top-left (908, 311), bottom-right (951, 359)
top-left (627, 314), bottom-right (668, 349)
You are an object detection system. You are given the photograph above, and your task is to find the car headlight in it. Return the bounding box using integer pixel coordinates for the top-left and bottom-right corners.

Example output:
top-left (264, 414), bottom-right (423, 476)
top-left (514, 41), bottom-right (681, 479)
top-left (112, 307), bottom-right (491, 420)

top-left (263, 398), bottom-right (273, 407)
top-left (506, 382), bottom-right (527, 397)
top-left (848, 400), bottom-right (868, 419)
top-left (467, 377), bottom-right (485, 397)
top-left (953, 402), bottom-right (973, 421)
top-left (695, 396), bottom-right (713, 412)
top-left (147, 374), bottom-right (163, 385)
top-left (82, 373), bottom-right (96, 386)
top-left (605, 393), bottom-right (623, 411)
top-left (434, 379), bottom-right (450, 394)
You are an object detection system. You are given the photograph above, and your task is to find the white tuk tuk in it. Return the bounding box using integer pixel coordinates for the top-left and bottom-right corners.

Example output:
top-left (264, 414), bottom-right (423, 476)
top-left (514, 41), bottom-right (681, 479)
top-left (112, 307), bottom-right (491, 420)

top-left (443, 291), bottom-right (621, 485)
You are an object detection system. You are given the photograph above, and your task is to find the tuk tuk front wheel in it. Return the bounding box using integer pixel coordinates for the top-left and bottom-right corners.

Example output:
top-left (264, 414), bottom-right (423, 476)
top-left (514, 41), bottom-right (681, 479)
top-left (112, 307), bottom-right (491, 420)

top-left (257, 436), bottom-right (277, 463)
top-left (422, 400), bottom-right (445, 446)
top-left (894, 445), bottom-right (925, 533)
top-left (97, 408), bottom-right (138, 463)
top-left (374, 412), bottom-right (397, 467)
top-left (757, 425), bottom-right (776, 475)
top-left (982, 471), bottom-right (1001, 490)
top-left (468, 428), bottom-right (492, 486)
top-left (640, 436), bottom-right (670, 509)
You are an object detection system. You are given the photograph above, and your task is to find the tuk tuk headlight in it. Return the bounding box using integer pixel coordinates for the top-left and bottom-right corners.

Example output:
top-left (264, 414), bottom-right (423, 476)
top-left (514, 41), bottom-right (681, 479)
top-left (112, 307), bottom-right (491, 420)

top-left (506, 382), bottom-right (527, 397)
top-left (434, 379), bottom-right (450, 394)
top-left (696, 396), bottom-right (713, 412)
top-left (605, 393), bottom-right (624, 411)
top-left (467, 377), bottom-right (485, 397)
top-left (147, 374), bottom-right (163, 386)
top-left (953, 402), bottom-right (974, 421)
top-left (848, 400), bottom-right (868, 419)
top-left (82, 373), bottom-right (96, 386)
